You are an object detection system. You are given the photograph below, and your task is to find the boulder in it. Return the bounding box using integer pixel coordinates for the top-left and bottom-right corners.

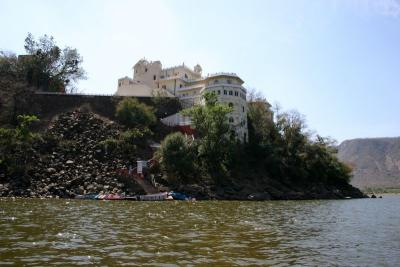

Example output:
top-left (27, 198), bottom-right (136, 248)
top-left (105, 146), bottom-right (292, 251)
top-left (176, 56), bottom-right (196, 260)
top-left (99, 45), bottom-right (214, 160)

top-left (46, 168), bottom-right (57, 174)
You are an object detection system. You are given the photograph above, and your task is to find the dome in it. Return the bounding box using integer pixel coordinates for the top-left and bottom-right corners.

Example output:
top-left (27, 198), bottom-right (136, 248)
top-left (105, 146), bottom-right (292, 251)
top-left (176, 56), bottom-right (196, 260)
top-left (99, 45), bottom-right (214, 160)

top-left (194, 64), bottom-right (202, 74)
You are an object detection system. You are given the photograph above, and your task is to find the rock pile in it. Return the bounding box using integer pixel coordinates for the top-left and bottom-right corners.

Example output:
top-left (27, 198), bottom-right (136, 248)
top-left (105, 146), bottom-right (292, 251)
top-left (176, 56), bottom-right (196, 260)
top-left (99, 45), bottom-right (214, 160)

top-left (0, 110), bottom-right (145, 198)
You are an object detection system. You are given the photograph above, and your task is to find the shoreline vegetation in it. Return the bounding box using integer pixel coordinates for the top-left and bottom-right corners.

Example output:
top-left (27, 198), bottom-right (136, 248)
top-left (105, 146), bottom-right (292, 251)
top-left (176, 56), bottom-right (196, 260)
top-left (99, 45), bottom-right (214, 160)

top-left (0, 34), bottom-right (367, 200)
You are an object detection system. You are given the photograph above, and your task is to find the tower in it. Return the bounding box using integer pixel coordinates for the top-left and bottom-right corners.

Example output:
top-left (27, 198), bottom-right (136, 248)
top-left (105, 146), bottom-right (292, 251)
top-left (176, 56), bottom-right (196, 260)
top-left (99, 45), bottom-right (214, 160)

top-left (194, 64), bottom-right (202, 75)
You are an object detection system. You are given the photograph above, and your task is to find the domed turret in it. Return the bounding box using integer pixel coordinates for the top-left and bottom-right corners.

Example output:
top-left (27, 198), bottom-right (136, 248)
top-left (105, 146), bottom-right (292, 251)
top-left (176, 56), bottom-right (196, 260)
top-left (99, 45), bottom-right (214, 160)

top-left (194, 64), bottom-right (202, 74)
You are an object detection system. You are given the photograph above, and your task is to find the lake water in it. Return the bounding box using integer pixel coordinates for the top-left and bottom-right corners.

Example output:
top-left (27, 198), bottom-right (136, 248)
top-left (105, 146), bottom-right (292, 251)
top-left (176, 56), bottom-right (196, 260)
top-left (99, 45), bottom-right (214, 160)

top-left (1, 196), bottom-right (399, 266)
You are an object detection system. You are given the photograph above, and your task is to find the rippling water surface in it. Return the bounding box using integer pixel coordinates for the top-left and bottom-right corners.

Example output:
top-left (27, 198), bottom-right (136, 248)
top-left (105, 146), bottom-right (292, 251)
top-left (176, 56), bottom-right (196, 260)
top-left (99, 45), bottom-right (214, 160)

top-left (1, 196), bottom-right (399, 266)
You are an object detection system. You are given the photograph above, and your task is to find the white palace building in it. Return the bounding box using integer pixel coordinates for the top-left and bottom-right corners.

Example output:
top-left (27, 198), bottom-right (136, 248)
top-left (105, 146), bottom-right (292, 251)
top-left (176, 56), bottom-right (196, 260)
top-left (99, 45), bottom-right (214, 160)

top-left (116, 59), bottom-right (248, 141)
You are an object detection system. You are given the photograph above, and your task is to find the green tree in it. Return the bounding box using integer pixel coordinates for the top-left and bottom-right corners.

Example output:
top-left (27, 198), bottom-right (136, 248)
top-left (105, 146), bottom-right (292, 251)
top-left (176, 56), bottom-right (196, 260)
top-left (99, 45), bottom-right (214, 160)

top-left (116, 98), bottom-right (157, 128)
top-left (157, 132), bottom-right (196, 184)
top-left (15, 115), bottom-right (39, 141)
top-left (1, 34), bottom-right (86, 124)
top-left (21, 33), bottom-right (86, 93)
top-left (246, 95), bottom-right (283, 177)
top-left (0, 115), bottom-right (40, 178)
top-left (182, 91), bottom-right (234, 178)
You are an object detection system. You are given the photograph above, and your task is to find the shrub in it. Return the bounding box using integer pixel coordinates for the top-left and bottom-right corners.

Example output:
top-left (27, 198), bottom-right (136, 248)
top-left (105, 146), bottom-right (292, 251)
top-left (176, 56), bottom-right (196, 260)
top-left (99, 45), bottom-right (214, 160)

top-left (158, 132), bottom-right (197, 184)
top-left (116, 98), bottom-right (156, 128)
top-left (0, 115), bottom-right (41, 178)
top-left (99, 138), bottom-right (119, 154)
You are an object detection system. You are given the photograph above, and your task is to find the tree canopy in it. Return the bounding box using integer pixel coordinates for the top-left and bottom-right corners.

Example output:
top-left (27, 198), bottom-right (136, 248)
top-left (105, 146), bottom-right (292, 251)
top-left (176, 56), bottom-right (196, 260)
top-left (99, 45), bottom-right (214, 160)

top-left (21, 33), bottom-right (86, 92)
top-left (115, 98), bottom-right (157, 129)
top-left (0, 33), bottom-right (86, 93)
top-left (157, 132), bottom-right (196, 184)
top-left (182, 92), bottom-right (235, 175)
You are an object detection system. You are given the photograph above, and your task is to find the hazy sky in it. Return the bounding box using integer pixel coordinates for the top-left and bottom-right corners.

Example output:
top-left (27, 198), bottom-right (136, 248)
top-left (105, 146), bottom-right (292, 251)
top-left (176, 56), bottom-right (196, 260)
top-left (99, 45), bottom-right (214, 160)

top-left (1, 0), bottom-right (399, 142)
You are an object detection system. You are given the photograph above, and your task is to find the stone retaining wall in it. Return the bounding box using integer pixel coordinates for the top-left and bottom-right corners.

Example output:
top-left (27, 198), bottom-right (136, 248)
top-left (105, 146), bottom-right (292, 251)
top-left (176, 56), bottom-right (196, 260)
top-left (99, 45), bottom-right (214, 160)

top-left (10, 92), bottom-right (181, 128)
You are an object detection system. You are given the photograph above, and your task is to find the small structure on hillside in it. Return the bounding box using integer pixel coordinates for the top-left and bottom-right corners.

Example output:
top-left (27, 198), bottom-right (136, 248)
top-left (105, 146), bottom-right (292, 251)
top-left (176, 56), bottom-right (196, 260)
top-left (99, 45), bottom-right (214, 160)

top-left (137, 160), bottom-right (147, 174)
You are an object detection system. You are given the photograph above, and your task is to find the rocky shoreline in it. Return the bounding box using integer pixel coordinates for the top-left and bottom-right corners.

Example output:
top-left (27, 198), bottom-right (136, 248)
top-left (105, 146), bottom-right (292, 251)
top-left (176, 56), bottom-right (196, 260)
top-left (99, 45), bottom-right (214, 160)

top-left (0, 110), bottom-right (145, 198)
top-left (0, 109), bottom-right (367, 200)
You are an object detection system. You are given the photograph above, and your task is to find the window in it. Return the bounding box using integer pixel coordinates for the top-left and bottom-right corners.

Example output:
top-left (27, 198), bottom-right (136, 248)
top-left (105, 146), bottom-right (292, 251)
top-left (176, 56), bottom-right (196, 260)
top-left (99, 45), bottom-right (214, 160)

top-left (217, 90), bottom-right (221, 95)
top-left (229, 102), bottom-right (234, 108)
top-left (242, 106), bottom-right (245, 112)
top-left (145, 68), bottom-right (148, 72)
top-left (180, 84), bottom-right (183, 88)
top-left (162, 85), bottom-right (166, 89)
top-left (224, 90), bottom-right (227, 95)
top-left (185, 73), bottom-right (188, 78)
top-left (229, 91), bottom-right (233, 95)
top-left (118, 82), bottom-right (121, 87)
top-left (235, 91), bottom-right (238, 96)
top-left (229, 117), bottom-right (234, 123)
top-left (214, 79), bottom-right (219, 84)
top-left (227, 79), bottom-right (231, 84)
top-left (153, 75), bottom-right (156, 80)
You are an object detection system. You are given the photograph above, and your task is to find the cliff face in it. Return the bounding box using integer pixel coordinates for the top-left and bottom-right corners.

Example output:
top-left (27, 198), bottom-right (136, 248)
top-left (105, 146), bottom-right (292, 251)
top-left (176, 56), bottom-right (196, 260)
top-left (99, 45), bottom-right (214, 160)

top-left (338, 137), bottom-right (400, 189)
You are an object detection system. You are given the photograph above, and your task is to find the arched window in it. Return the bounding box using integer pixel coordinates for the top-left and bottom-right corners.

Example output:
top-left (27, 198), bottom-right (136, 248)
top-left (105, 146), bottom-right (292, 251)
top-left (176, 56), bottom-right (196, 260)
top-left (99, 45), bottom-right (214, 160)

top-left (228, 102), bottom-right (234, 108)
top-left (229, 117), bottom-right (234, 123)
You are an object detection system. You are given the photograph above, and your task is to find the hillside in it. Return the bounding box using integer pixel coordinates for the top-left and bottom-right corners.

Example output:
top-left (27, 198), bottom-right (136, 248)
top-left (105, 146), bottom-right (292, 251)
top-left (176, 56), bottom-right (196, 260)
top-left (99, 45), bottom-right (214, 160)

top-left (338, 137), bottom-right (400, 189)
top-left (0, 107), bottom-right (366, 200)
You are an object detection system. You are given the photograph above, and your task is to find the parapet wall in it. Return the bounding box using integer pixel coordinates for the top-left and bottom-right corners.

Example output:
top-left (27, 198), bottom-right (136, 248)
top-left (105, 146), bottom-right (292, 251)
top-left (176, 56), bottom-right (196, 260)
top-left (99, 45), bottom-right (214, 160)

top-left (12, 92), bottom-right (181, 128)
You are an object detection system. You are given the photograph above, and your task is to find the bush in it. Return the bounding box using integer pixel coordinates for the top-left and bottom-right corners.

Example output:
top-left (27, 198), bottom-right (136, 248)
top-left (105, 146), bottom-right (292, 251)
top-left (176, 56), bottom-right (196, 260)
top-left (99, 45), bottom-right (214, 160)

top-left (99, 138), bottom-right (119, 154)
top-left (116, 98), bottom-right (156, 128)
top-left (98, 128), bottom-right (153, 162)
top-left (158, 132), bottom-right (197, 184)
top-left (0, 115), bottom-right (41, 178)
top-left (120, 127), bottom-right (152, 145)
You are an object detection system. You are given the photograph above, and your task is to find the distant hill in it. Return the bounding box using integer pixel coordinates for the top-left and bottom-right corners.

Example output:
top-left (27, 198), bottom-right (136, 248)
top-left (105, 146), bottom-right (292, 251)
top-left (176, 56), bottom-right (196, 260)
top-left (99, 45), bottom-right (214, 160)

top-left (338, 137), bottom-right (400, 189)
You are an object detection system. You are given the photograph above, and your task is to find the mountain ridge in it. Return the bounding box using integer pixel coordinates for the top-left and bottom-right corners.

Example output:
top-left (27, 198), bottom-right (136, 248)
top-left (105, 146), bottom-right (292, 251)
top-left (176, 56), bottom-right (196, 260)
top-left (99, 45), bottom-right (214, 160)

top-left (338, 137), bottom-right (400, 189)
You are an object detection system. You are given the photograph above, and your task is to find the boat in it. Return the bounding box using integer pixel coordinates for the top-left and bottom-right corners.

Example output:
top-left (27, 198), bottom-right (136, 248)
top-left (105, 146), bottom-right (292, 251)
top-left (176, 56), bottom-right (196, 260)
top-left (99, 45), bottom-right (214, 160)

top-left (169, 191), bottom-right (190, 200)
top-left (75, 193), bottom-right (98, 200)
top-left (138, 192), bottom-right (168, 201)
top-left (103, 194), bottom-right (124, 200)
top-left (74, 191), bottom-right (194, 201)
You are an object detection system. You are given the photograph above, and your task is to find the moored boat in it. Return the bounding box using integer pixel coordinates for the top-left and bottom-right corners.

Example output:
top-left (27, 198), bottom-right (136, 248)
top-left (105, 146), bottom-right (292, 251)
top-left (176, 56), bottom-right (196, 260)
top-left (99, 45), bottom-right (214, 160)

top-left (138, 192), bottom-right (168, 201)
top-left (74, 191), bottom-right (194, 201)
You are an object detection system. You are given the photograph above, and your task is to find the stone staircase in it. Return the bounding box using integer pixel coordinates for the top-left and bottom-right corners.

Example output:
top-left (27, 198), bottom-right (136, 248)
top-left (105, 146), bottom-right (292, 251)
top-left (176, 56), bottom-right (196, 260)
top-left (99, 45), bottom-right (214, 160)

top-left (117, 166), bottom-right (159, 194)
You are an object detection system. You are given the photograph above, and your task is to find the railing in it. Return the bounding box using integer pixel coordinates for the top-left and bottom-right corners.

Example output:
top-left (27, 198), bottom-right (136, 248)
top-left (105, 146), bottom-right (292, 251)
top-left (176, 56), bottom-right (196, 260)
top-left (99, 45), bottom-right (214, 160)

top-left (203, 84), bottom-right (244, 90)
top-left (207, 72), bottom-right (239, 78)
top-left (35, 91), bottom-right (114, 97)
